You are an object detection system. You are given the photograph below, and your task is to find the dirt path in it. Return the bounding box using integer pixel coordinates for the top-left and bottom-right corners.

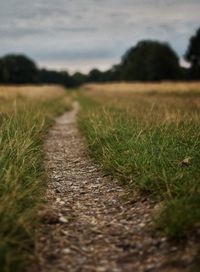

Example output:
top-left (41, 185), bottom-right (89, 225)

top-left (35, 102), bottom-right (197, 272)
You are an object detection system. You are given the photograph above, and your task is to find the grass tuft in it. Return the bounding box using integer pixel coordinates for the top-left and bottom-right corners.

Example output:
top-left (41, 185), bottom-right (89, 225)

top-left (78, 89), bottom-right (200, 239)
top-left (0, 86), bottom-right (70, 271)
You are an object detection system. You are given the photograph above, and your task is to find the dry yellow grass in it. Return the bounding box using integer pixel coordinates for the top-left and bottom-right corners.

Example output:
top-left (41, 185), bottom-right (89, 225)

top-left (78, 82), bottom-right (200, 239)
top-left (0, 85), bottom-right (71, 271)
top-left (0, 85), bottom-right (71, 113)
top-left (0, 85), bottom-right (66, 100)
top-left (83, 82), bottom-right (200, 94)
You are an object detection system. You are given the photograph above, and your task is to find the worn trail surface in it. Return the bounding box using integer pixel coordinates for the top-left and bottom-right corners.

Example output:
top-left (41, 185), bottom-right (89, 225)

top-left (36, 102), bottom-right (197, 272)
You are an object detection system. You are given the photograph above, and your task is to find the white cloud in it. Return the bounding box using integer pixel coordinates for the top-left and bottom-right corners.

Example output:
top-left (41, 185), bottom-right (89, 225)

top-left (0, 0), bottom-right (199, 72)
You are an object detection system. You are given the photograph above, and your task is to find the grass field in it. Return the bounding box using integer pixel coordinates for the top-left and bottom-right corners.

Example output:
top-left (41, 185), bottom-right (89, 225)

top-left (84, 82), bottom-right (200, 94)
top-left (1, 82), bottom-right (200, 270)
top-left (0, 86), bottom-right (70, 272)
top-left (78, 82), bottom-right (200, 239)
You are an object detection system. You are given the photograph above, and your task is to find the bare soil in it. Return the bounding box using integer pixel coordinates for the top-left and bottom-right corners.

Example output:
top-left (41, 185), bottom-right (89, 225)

top-left (34, 102), bottom-right (198, 272)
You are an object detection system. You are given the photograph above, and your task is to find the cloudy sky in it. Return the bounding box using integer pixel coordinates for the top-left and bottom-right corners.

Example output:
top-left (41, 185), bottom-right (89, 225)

top-left (0, 0), bottom-right (200, 72)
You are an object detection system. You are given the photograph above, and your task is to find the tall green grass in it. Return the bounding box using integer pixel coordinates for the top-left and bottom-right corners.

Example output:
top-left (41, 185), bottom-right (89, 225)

top-left (78, 93), bottom-right (200, 239)
top-left (0, 97), bottom-right (68, 272)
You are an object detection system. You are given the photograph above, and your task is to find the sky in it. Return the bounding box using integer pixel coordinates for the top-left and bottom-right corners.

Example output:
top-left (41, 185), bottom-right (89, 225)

top-left (0, 0), bottom-right (200, 73)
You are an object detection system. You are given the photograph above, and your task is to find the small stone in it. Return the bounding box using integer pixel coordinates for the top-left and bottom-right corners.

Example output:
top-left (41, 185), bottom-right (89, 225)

top-left (145, 264), bottom-right (157, 271)
top-left (138, 222), bottom-right (146, 228)
top-left (59, 216), bottom-right (68, 223)
top-left (63, 248), bottom-right (71, 254)
top-left (160, 237), bottom-right (167, 243)
top-left (59, 201), bottom-right (66, 205)
top-left (61, 230), bottom-right (69, 236)
top-left (171, 246), bottom-right (178, 251)
top-left (96, 267), bottom-right (107, 272)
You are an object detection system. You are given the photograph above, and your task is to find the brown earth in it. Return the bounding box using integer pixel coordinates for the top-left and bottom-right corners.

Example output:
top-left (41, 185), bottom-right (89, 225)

top-left (34, 102), bottom-right (198, 272)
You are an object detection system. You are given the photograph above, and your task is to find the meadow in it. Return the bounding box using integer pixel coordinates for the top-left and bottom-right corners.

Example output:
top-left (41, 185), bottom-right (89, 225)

top-left (1, 82), bottom-right (200, 271)
top-left (78, 82), bottom-right (200, 239)
top-left (0, 86), bottom-right (70, 272)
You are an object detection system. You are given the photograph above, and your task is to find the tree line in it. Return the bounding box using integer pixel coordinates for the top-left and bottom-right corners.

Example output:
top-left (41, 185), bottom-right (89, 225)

top-left (0, 27), bottom-right (199, 87)
top-left (87, 27), bottom-right (200, 83)
top-left (0, 55), bottom-right (81, 87)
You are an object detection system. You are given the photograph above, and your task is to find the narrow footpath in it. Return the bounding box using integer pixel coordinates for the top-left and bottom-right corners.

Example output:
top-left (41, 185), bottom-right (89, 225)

top-left (35, 102), bottom-right (196, 272)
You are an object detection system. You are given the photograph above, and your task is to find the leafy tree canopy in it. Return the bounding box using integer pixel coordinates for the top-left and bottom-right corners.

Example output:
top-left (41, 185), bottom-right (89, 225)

top-left (120, 40), bottom-right (180, 81)
top-left (185, 27), bottom-right (200, 79)
top-left (0, 54), bottom-right (38, 84)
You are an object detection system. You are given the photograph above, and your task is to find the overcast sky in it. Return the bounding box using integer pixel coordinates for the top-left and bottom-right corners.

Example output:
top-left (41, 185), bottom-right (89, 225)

top-left (0, 0), bottom-right (200, 72)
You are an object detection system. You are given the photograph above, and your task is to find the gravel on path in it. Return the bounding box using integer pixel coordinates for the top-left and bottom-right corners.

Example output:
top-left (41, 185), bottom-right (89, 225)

top-left (34, 102), bottom-right (198, 272)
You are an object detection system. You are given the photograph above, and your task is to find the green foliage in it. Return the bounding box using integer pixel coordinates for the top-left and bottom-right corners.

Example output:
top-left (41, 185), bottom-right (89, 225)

top-left (73, 72), bottom-right (87, 85)
top-left (38, 69), bottom-right (81, 88)
top-left (87, 69), bottom-right (103, 82)
top-left (158, 196), bottom-right (200, 239)
top-left (0, 55), bottom-right (38, 84)
top-left (78, 93), bottom-right (200, 239)
top-left (120, 40), bottom-right (180, 81)
top-left (0, 97), bottom-right (68, 272)
top-left (185, 27), bottom-right (200, 79)
top-left (0, 54), bottom-right (83, 87)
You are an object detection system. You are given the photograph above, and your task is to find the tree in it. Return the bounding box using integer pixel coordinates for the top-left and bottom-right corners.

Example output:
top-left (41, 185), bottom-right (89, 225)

top-left (0, 59), bottom-right (5, 82)
top-left (185, 27), bottom-right (200, 79)
top-left (38, 69), bottom-right (80, 88)
top-left (119, 40), bottom-right (180, 81)
top-left (87, 69), bottom-right (103, 82)
top-left (0, 54), bottom-right (38, 84)
top-left (86, 68), bottom-right (120, 83)
top-left (72, 72), bottom-right (87, 86)
top-left (0, 54), bottom-right (84, 87)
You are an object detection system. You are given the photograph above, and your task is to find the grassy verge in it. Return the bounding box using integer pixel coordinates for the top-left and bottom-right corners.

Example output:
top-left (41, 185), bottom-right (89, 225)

top-left (78, 91), bottom-right (200, 239)
top-left (0, 93), bottom-right (70, 272)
